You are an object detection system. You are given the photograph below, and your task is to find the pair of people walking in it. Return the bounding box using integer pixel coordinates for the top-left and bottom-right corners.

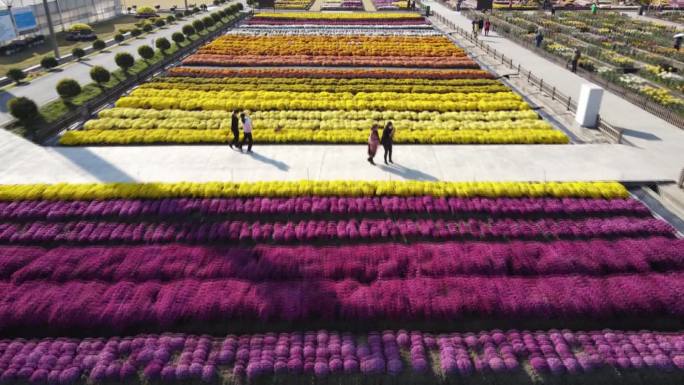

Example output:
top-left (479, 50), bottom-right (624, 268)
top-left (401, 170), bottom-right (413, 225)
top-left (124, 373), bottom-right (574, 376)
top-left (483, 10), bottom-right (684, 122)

top-left (367, 122), bottom-right (394, 165)
top-left (229, 110), bottom-right (253, 152)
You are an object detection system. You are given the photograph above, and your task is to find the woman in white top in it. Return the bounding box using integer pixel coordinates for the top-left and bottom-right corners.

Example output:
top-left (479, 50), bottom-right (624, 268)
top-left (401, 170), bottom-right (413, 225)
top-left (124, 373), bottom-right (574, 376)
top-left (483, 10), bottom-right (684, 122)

top-left (240, 111), bottom-right (253, 153)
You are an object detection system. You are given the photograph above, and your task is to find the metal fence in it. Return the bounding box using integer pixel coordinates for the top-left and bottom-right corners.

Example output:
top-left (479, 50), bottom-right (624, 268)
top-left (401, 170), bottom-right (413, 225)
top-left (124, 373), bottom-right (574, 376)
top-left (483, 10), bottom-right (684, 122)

top-left (429, 10), bottom-right (628, 144)
top-left (34, 11), bottom-right (250, 144)
top-left (459, 10), bottom-right (684, 131)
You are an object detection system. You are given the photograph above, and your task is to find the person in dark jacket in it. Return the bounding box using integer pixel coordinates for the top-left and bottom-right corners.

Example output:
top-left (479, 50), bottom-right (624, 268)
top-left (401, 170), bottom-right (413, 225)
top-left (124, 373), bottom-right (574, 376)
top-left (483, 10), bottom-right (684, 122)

top-left (535, 30), bottom-right (544, 48)
top-left (229, 110), bottom-right (240, 149)
top-left (571, 48), bottom-right (581, 73)
top-left (381, 121), bottom-right (395, 164)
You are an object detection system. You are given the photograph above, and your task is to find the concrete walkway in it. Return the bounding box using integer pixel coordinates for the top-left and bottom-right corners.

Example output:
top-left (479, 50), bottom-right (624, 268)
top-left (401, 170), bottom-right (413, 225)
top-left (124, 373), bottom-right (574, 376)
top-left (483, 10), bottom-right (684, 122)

top-left (0, 128), bottom-right (678, 184)
top-left (424, 0), bottom-right (684, 182)
top-left (0, 1), bottom-right (245, 126)
top-left (622, 11), bottom-right (684, 29)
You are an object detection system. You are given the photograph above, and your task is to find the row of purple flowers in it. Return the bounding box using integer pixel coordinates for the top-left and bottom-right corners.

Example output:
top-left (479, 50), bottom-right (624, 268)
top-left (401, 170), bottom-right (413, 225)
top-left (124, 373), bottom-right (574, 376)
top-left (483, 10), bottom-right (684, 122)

top-left (1, 274), bottom-right (683, 331)
top-left (1, 329), bottom-right (684, 384)
top-left (1, 236), bottom-right (682, 283)
top-left (0, 217), bottom-right (674, 245)
top-left (0, 197), bottom-right (650, 221)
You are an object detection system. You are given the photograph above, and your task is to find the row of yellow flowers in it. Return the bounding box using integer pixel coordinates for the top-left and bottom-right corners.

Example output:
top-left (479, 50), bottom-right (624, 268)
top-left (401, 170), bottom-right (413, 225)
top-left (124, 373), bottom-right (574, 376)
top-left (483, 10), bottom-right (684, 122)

top-left (83, 117), bottom-right (552, 132)
top-left (155, 77), bottom-right (500, 87)
top-left (60, 128), bottom-right (569, 145)
top-left (98, 108), bottom-right (541, 123)
top-left (0, 181), bottom-right (628, 200)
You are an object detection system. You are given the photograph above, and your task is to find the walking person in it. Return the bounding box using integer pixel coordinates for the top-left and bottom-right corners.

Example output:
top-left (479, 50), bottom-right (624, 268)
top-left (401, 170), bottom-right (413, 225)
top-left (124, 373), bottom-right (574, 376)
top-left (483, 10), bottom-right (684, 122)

top-left (590, 2), bottom-right (597, 15)
top-left (484, 19), bottom-right (491, 36)
top-left (240, 111), bottom-right (254, 153)
top-left (367, 124), bottom-right (380, 165)
top-left (570, 48), bottom-right (581, 73)
top-left (535, 29), bottom-right (544, 48)
top-left (229, 110), bottom-right (240, 149)
top-left (381, 121), bottom-right (395, 165)
top-left (477, 18), bottom-right (484, 35)
top-left (471, 19), bottom-right (478, 36)
top-left (674, 35), bottom-right (683, 51)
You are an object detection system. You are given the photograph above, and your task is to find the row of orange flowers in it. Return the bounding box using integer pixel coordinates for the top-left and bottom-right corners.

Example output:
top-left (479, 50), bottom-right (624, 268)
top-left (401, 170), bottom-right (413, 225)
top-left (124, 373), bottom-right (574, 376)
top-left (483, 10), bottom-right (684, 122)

top-left (167, 67), bottom-right (494, 79)
top-left (183, 55), bottom-right (478, 69)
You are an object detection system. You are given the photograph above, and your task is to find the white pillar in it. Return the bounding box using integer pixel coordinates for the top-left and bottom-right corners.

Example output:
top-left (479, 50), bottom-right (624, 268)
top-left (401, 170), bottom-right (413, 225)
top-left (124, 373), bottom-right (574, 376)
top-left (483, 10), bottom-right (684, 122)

top-left (575, 84), bottom-right (603, 128)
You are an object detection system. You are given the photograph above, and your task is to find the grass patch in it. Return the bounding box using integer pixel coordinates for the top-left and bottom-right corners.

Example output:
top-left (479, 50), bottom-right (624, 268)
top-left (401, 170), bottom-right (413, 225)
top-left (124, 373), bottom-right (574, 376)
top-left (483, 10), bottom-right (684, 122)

top-left (12, 43), bottom-right (186, 138)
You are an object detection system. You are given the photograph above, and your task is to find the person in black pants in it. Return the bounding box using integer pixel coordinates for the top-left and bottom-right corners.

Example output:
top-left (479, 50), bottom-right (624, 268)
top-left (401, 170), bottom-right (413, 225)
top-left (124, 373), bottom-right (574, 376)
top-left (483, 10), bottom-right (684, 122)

top-left (229, 110), bottom-right (240, 149)
top-left (381, 121), bottom-right (395, 165)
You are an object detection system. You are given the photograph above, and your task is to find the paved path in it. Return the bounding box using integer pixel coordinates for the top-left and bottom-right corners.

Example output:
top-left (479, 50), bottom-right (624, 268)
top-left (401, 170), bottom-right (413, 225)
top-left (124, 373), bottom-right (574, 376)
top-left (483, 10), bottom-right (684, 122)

top-left (622, 11), bottom-right (683, 29)
top-left (424, 0), bottom-right (684, 181)
top-left (0, 2), bottom-right (245, 126)
top-left (0, 129), bottom-right (678, 184)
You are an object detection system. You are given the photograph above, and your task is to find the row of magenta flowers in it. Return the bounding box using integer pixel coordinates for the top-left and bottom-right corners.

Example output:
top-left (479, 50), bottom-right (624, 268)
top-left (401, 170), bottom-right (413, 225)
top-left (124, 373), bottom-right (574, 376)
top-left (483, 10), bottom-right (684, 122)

top-left (0, 197), bottom-right (650, 221)
top-left (1, 273), bottom-right (684, 330)
top-left (0, 217), bottom-right (673, 245)
top-left (1, 329), bottom-right (683, 384)
top-left (1, 237), bottom-right (683, 283)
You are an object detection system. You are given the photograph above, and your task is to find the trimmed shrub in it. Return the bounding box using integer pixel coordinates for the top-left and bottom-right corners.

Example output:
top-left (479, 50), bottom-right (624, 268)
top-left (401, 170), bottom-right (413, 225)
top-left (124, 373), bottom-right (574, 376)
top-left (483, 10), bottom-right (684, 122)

top-left (137, 45), bottom-right (155, 60)
top-left (182, 24), bottom-right (195, 36)
top-left (115, 52), bottom-right (135, 73)
top-left (92, 39), bottom-right (106, 50)
top-left (6, 68), bottom-right (26, 84)
top-left (67, 23), bottom-right (92, 33)
top-left (211, 12), bottom-right (221, 22)
top-left (202, 16), bottom-right (215, 28)
top-left (7, 97), bottom-right (38, 121)
top-left (175, 12), bottom-right (184, 19)
top-left (40, 56), bottom-right (59, 70)
top-left (155, 37), bottom-right (171, 53)
top-left (172, 32), bottom-right (185, 46)
top-left (56, 78), bottom-right (82, 100)
top-left (142, 23), bottom-right (154, 32)
top-left (137, 5), bottom-right (156, 14)
top-left (193, 19), bottom-right (206, 31)
top-left (89, 66), bottom-right (111, 86)
top-left (114, 33), bottom-right (125, 43)
top-left (154, 18), bottom-right (165, 27)
top-left (130, 28), bottom-right (142, 37)
top-left (71, 47), bottom-right (86, 60)
top-left (166, 15), bottom-right (175, 23)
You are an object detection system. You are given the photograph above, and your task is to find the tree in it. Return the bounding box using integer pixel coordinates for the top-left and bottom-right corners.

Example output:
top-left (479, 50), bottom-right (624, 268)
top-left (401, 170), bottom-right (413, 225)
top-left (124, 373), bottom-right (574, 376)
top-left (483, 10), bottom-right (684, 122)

top-left (115, 52), bottom-right (135, 74)
top-left (40, 56), bottom-right (59, 70)
top-left (182, 24), bottom-right (195, 36)
top-left (137, 45), bottom-right (155, 61)
top-left (172, 32), bottom-right (185, 46)
top-left (155, 37), bottom-right (171, 53)
top-left (6, 68), bottom-right (26, 84)
top-left (56, 79), bottom-right (82, 101)
top-left (202, 16), bottom-right (214, 28)
top-left (193, 19), bottom-right (205, 32)
top-left (130, 28), bottom-right (142, 37)
top-left (71, 47), bottom-right (86, 60)
top-left (7, 97), bottom-right (38, 121)
top-left (90, 66), bottom-right (110, 86)
top-left (114, 33), bottom-right (125, 43)
top-left (92, 39), bottom-right (106, 51)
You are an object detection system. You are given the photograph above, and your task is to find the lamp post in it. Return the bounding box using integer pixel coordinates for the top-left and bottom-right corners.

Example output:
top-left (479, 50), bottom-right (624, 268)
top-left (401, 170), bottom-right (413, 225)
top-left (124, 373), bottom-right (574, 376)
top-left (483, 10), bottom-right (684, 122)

top-left (41, 0), bottom-right (59, 58)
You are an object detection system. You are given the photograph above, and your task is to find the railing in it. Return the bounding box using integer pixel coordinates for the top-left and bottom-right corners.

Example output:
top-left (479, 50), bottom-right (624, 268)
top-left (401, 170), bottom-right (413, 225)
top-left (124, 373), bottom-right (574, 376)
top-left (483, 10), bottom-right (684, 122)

top-left (679, 168), bottom-right (684, 189)
top-left (459, 10), bottom-right (684, 131)
top-left (34, 11), bottom-right (251, 144)
top-left (429, 10), bottom-right (629, 144)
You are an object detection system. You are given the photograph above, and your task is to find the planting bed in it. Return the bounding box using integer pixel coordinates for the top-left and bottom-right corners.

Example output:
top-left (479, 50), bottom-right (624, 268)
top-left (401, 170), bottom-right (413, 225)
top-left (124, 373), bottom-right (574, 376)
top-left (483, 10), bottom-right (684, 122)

top-left (0, 180), bottom-right (683, 385)
top-left (60, 12), bottom-right (570, 146)
top-left (485, 10), bottom-right (684, 116)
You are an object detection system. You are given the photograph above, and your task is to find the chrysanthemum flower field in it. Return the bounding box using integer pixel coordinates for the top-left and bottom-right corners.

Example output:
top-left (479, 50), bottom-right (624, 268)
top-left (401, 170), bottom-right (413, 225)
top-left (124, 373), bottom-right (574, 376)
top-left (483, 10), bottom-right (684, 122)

top-left (60, 12), bottom-right (570, 146)
top-left (0, 180), bottom-right (684, 384)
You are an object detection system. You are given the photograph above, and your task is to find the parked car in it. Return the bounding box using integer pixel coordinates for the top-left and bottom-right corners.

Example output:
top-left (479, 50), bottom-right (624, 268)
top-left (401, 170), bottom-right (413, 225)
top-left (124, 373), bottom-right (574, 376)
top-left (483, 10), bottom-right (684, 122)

top-left (0, 35), bottom-right (45, 56)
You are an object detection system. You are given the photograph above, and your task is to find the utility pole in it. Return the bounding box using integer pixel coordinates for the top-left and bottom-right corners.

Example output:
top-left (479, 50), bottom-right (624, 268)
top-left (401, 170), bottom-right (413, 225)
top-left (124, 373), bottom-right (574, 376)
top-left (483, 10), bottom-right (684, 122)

top-left (41, 0), bottom-right (59, 58)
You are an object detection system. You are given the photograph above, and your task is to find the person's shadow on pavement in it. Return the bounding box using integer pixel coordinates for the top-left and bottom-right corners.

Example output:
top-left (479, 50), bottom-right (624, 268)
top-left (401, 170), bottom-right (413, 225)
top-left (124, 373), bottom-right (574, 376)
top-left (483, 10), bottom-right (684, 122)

top-left (247, 151), bottom-right (289, 171)
top-left (379, 163), bottom-right (438, 181)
